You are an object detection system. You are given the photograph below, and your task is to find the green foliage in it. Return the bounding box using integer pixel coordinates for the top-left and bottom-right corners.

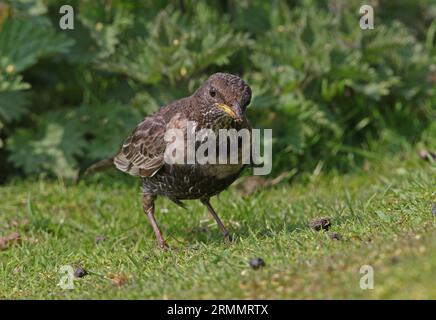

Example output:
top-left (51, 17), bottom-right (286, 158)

top-left (0, 0), bottom-right (435, 180)
top-left (98, 4), bottom-right (252, 85)
top-left (7, 102), bottom-right (140, 178)
top-left (0, 1), bottom-right (73, 151)
top-left (248, 2), bottom-right (435, 173)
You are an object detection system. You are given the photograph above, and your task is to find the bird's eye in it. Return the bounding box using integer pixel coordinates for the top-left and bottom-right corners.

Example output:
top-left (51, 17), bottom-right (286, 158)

top-left (209, 88), bottom-right (216, 97)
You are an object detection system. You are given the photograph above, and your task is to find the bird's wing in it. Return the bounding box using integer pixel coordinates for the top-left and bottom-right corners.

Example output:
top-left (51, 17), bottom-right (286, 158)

top-left (114, 116), bottom-right (167, 177)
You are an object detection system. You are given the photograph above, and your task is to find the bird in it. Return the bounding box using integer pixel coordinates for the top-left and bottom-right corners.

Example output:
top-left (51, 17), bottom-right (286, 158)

top-left (88, 73), bottom-right (253, 249)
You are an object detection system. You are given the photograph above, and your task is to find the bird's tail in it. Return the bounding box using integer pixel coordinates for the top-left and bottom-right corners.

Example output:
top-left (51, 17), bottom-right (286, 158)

top-left (82, 156), bottom-right (115, 177)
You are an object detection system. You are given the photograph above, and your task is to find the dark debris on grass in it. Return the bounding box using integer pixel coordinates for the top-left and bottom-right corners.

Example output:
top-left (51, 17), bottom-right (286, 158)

top-left (309, 217), bottom-right (331, 231)
top-left (330, 232), bottom-right (342, 241)
top-left (95, 235), bottom-right (105, 243)
top-left (249, 258), bottom-right (266, 269)
top-left (74, 267), bottom-right (87, 278)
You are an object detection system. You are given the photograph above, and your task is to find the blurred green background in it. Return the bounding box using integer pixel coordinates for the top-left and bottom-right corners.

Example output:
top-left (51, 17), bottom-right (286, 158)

top-left (0, 0), bottom-right (435, 183)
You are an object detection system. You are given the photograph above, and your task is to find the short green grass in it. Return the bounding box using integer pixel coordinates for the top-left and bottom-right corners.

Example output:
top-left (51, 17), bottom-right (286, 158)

top-left (0, 150), bottom-right (435, 299)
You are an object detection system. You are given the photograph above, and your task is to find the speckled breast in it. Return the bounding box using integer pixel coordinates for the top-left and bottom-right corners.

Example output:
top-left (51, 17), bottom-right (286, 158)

top-left (142, 114), bottom-right (249, 200)
top-left (141, 162), bottom-right (245, 200)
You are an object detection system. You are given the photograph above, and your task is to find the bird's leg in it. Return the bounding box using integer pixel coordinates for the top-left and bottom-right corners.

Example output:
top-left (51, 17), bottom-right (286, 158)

top-left (201, 198), bottom-right (232, 243)
top-left (142, 194), bottom-right (168, 249)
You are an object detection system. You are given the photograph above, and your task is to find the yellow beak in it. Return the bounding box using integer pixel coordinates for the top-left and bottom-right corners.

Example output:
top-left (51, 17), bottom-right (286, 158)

top-left (216, 103), bottom-right (237, 120)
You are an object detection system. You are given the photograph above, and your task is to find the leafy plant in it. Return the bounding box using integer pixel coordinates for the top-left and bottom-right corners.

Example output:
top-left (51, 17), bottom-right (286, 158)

top-left (0, 0), bottom-right (434, 181)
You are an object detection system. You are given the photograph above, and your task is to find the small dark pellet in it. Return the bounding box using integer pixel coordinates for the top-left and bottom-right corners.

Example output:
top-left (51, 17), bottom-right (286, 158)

top-left (330, 232), bottom-right (341, 240)
top-left (74, 267), bottom-right (87, 278)
top-left (95, 235), bottom-right (105, 244)
top-left (249, 258), bottom-right (266, 269)
top-left (309, 217), bottom-right (331, 231)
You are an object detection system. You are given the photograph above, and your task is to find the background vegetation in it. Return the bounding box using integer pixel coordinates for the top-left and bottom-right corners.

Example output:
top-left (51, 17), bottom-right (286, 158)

top-left (0, 0), bottom-right (435, 182)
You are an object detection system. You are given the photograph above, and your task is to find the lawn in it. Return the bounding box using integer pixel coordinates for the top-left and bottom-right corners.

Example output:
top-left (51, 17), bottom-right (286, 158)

top-left (0, 149), bottom-right (435, 299)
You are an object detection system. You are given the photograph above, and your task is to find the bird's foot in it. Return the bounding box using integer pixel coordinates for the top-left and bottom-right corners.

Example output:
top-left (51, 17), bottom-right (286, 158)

top-left (158, 241), bottom-right (183, 253)
top-left (223, 232), bottom-right (234, 244)
top-left (158, 240), bottom-right (170, 251)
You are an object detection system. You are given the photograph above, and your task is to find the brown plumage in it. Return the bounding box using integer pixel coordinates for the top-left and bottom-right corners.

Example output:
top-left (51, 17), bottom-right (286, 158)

top-left (97, 73), bottom-right (252, 248)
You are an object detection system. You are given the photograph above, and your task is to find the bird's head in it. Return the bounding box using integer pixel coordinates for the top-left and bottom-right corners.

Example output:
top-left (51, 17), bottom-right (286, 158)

top-left (195, 73), bottom-right (252, 123)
